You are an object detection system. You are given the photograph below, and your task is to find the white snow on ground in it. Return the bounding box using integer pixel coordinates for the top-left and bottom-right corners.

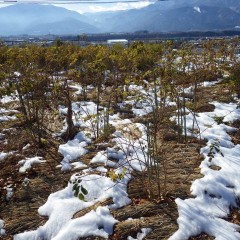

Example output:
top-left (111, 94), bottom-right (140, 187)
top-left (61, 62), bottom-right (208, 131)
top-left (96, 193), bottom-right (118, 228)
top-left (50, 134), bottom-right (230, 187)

top-left (0, 152), bottom-right (13, 162)
top-left (5, 186), bottom-right (14, 200)
top-left (58, 132), bottom-right (91, 171)
top-left (90, 150), bottom-right (117, 168)
top-left (13, 79), bottom-right (240, 240)
top-left (111, 123), bottom-right (149, 172)
top-left (70, 161), bottom-right (88, 170)
top-left (0, 115), bottom-right (17, 122)
top-left (132, 105), bottom-right (153, 117)
top-left (0, 94), bottom-right (16, 104)
top-left (18, 157), bottom-right (46, 173)
top-left (0, 108), bottom-right (18, 114)
top-left (202, 80), bottom-right (221, 87)
top-left (51, 206), bottom-right (118, 240)
top-left (14, 172), bottom-right (130, 239)
top-left (170, 101), bottom-right (240, 240)
top-left (69, 83), bottom-right (83, 96)
top-left (0, 107), bottom-right (18, 122)
top-left (0, 219), bottom-right (6, 236)
top-left (22, 143), bottom-right (31, 150)
top-left (184, 79), bottom-right (223, 96)
top-left (15, 99), bottom-right (150, 240)
top-left (127, 228), bottom-right (152, 240)
top-left (14, 194), bottom-right (94, 240)
top-left (0, 115), bottom-right (16, 122)
top-left (121, 83), bottom-right (175, 117)
top-left (0, 108), bottom-right (10, 114)
top-left (59, 101), bottom-right (105, 138)
top-left (69, 173), bottom-right (131, 209)
top-left (179, 102), bottom-right (240, 147)
top-left (212, 102), bottom-right (240, 123)
top-left (89, 111), bottom-right (149, 171)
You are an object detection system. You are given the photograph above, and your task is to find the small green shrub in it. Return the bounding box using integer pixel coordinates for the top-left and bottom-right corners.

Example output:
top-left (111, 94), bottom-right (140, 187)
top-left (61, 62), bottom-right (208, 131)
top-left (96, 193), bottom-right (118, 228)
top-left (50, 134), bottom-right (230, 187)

top-left (207, 140), bottom-right (224, 162)
top-left (70, 179), bottom-right (88, 201)
top-left (213, 116), bottom-right (224, 125)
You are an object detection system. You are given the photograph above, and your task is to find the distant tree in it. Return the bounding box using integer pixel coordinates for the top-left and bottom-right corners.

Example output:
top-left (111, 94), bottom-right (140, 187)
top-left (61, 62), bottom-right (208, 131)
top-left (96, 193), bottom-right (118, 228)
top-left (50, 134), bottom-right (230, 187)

top-left (230, 62), bottom-right (240, 97)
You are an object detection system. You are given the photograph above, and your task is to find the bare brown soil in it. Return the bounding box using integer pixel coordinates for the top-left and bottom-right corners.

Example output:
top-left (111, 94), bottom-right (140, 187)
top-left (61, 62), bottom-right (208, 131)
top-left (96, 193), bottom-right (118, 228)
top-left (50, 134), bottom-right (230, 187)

top-left (0, 80), bottom-right (239, 240)
top-left (110, 139), bottom-right (204, 240)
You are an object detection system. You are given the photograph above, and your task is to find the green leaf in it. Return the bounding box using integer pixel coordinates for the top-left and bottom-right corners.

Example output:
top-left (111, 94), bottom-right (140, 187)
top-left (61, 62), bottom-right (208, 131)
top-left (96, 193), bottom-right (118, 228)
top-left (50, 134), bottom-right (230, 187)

top-left (214, 146), bottom-right (220, 152)
top-left (73, 183), bottom-right (78, 191)
top-left (79, 193), bottom-right (85, 201)
top-left (75, 187), bottom-right (80, 195)
top-left (81, 185), bottom-right (88, 195)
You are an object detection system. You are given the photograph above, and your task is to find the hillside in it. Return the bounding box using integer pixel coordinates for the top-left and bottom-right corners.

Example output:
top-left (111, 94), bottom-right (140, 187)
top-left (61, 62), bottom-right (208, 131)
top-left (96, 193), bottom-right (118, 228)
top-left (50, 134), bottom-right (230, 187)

top-left (85, 0), bottom-right (240, 32)
top-left (0, 4), bottom-right (98, 36)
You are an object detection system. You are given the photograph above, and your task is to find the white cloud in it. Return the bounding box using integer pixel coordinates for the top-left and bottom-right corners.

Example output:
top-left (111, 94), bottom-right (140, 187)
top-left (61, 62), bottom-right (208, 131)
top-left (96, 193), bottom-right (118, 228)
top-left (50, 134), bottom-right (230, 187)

top-left (0, 1), bottom-right (153, 13)
top-left (0, 3), bottom-right (13, 8)
top-left (86, 2), bottom-right (152, 13)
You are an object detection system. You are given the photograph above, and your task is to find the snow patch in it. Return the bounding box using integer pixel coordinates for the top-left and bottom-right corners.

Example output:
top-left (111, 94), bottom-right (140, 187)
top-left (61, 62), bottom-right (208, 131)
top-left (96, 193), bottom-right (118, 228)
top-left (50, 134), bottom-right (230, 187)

top-left (18, 156), bottom-right (46, 173)
top-left (58, 132), bottom-right (90, 171)
top-left (52, 207), bottom-right (117, 240)
top-left (0, 219), bottom-right (6, 236)
top-left (127, 228), bottom-right (152, 240)
top-left (0, 152), bottom-right (13, 162)
top-left (170, 101), bottom-right (240, 240)
top-left (0, 94), bottom-right (16, 104)
top-left (14, 173), bottom-right (129, 240)
top-left (194, 6), bottom-right (201, 13)
top-left (0, 115), bottom-right (17, 122)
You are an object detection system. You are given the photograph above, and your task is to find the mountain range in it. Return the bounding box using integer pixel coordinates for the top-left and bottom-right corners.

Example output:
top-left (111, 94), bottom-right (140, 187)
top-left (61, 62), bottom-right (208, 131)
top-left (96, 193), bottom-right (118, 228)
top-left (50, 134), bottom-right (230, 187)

top-left (86, 0), bottom-right (240, 33)
top-left (0, 4), bottom-right (98, 36)
top-left (0, 0), bottom-right (240, 36)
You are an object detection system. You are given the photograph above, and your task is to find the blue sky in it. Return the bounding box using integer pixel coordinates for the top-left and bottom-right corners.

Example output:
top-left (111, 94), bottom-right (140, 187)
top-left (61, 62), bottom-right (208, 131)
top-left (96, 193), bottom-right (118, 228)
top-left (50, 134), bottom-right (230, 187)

top-left (0, 0), bottom-right (154, 13)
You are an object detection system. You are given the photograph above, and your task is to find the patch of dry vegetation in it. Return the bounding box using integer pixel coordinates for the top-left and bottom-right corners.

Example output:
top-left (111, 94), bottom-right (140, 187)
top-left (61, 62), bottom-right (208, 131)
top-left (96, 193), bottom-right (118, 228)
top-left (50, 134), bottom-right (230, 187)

top-left (0, 39), bottom-right (240, 239)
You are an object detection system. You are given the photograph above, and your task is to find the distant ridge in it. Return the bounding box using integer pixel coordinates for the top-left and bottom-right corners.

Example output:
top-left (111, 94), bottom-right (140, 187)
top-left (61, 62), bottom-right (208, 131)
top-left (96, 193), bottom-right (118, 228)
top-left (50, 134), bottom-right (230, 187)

top-left (0, 0), bottom-right (240, 36)
top-left (85, 0), bottom-right (240, 33)
top-left (0, 4), bottom-right (98, 36)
